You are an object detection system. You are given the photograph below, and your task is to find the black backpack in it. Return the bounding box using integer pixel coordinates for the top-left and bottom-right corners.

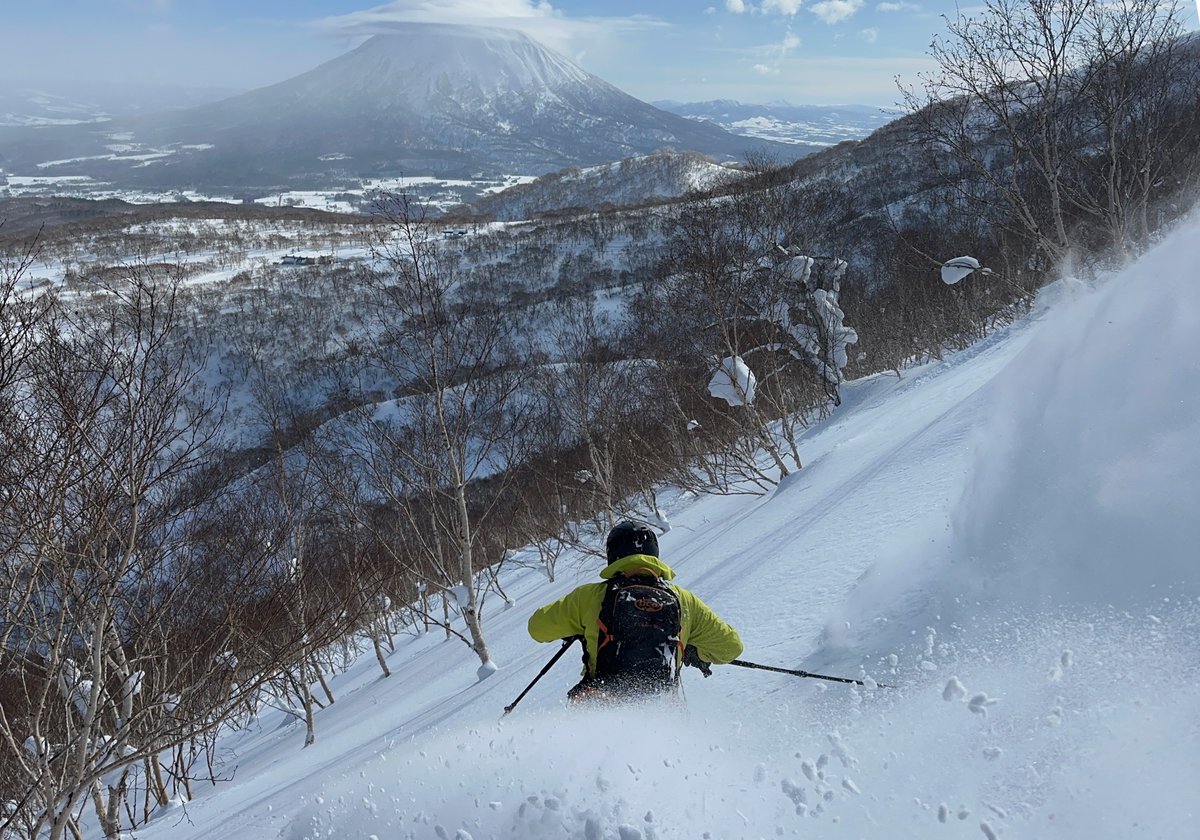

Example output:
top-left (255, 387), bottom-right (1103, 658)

top-left (590, 574), bottom-right (682, 695)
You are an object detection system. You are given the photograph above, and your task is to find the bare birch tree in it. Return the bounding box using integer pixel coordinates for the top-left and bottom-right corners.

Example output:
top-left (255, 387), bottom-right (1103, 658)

top-left (338, 193), bottom-right (538, 676)
top-left (904, 0), bottom-right (1197, 264)
top-left (0, 262), bottom-right (315, 839)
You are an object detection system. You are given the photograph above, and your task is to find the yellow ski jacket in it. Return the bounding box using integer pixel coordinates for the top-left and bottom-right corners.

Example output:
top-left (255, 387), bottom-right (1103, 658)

top-left (527, 554), bottom-right (743, 676)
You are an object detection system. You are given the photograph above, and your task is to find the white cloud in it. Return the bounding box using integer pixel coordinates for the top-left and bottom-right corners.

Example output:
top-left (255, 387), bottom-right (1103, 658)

top-left (311, 0), bottom-right (665, 55)
top-left (762, 0), bottom-right (805, 12)
top-left (861, 26), bottom-right (879, 42)
top-left (810, 0), bottom-right (864, 24)
top-left (744, 29), bottom-right (801, 77)
top-left (877, 1), bottom-right (921, 11)
top-left (726, 0), bottom-right (747, 12)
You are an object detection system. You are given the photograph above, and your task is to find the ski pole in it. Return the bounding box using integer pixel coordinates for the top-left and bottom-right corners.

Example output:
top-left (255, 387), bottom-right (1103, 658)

top-left (503, 636), bottom-right (580, 716)
top-left (730, 659), bottom-right (892, 689)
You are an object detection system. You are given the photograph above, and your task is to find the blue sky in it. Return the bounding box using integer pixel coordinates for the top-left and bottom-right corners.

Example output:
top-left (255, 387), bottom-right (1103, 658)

top-left (5, 1), bottom-right (1198, 106)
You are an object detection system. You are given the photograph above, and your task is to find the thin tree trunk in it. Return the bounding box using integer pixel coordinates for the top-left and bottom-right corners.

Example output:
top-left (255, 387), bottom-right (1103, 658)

top-left (148, 755), bottom-right (168, 806)
top-left (315, 665), bottom-right (335, 705)
top-left (297, 654), bottom-right (316, 747)
top-left (372, 629), bottom-right (391, 677)
top-left (455, 484), bottom-right (492, 669)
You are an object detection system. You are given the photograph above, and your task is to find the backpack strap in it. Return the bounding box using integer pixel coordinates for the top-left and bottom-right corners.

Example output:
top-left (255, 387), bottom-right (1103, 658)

top-left (594, 573), bottom-right (642, 664)
top-left (571, 575), bottom-right (631, 683)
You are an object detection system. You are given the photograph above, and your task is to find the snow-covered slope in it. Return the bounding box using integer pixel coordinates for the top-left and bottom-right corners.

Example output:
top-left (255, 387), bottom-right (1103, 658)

top-left (470, 150), bottom-right (745, 221)
top-left (127, 214), bottom-right (1200, 840)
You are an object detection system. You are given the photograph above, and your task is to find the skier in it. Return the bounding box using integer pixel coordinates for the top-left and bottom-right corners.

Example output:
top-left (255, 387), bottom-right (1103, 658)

top-left (527, 520), bottom-right (743, 702)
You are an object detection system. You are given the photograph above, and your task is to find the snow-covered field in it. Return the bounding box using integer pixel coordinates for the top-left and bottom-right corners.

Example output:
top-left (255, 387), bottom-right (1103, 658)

top-left (1, 171), bottom-right (535, 215)
top-left (126, 214), bottom-right (1200, 840)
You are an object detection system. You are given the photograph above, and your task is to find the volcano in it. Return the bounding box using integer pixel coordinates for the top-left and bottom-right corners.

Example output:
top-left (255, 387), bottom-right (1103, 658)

top-left (0, 24), bottom-right (796, 189)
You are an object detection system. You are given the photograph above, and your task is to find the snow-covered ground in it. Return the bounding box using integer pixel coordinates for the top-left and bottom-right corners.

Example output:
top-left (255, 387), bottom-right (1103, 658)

top-left (1, 171), bottom-right (535, 215)
top-left (127, 214), bottom-right (1200, 840)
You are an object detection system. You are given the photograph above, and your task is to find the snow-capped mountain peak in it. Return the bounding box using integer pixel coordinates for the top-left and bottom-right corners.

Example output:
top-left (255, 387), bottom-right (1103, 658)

top-left (0, 22), bottom-right (799, 188)
top-left (284, 27), bottom-right (597, 107)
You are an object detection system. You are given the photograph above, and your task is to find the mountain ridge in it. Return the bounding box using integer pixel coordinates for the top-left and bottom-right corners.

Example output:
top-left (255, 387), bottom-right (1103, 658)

top-left (654, 99), bottom-right (899, 147)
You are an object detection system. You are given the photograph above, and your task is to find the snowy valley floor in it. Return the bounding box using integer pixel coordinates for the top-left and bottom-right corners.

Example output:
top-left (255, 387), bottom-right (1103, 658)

top-left (130, 215), bottom-right (1200, 840)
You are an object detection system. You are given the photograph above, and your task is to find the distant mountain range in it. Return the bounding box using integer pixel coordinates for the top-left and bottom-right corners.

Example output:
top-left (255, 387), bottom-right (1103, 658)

top-left (0, 83), bottom-right (242, 127)
top-left (653, 100), bottom-right (901, 148)
top-left (0, 24), bottom-right (815, 192)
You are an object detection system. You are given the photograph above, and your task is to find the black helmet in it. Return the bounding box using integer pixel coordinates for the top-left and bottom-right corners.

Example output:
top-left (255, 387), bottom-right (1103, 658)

top-left (605, 520), bottom-right (659, 563)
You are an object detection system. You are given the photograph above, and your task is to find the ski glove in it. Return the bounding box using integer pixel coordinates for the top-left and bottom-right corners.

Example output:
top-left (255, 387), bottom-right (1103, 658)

top-left (683, 644), bottom-right (712, 677)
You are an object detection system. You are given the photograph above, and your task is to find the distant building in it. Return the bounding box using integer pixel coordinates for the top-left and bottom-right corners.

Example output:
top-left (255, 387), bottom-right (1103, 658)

top-left (279, 254), bottom-right (333, 266)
